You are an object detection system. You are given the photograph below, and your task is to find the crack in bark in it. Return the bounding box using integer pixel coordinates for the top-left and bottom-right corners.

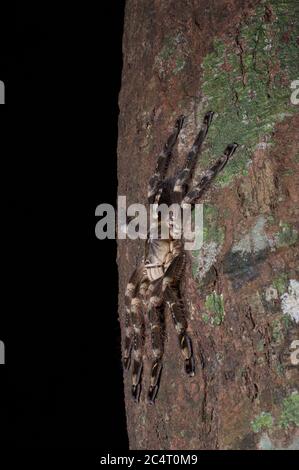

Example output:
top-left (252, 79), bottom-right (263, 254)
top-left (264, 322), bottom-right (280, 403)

top-left (235, 28), bottom-right (247, 87)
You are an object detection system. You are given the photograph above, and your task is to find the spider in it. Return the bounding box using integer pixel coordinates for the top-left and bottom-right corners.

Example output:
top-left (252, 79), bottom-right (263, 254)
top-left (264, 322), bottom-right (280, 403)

top-left (123, 111), bottom-right (238, 403)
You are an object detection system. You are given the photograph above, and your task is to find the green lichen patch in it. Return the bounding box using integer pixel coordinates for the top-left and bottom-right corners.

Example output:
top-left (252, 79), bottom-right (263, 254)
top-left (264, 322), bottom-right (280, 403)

top-left (263, 273), bottom-right (298, 320)
top-left (159, 36), bottom-right (177, 61)
top-left (276, 363), bottom-right (285, 377)
top-left (279, 391), bottom-right (299, 428)
top-left (174, 57), bottom-right (186, 75)
top-left (191, 204), bottom-right (225, 282)
top-left (202, 313), bottom-right (210, 324)
top-left (252, 392), bottom-right (299, 441)
top-left (191, 250), bottom-right (201, 278)
top-left (269, 304), bottom-right (295, 346)
top-left (272, 273), bottom-right (289, 296)
top-left (199, 0), bottom-right (299, 187)
top-left (281, 168), bottom-right (294, 177)
top-left (271, 319), bottom-right (283, 344)
top-left (203, 204), bottom-right (225, 245)
top-left (276, 222), bottom-right (298, 247)
top-left (154, 33), bottom-right (187, 79)
top-left (281, 314), bottom-right (292, 329)
top-left (251, 412), bottom-right (274, 433)
top-left (204, 291), bottom-right (225, 326)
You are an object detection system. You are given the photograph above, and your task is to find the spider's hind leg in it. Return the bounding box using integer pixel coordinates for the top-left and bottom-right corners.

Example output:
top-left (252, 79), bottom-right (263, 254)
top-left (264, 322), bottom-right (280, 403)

top-left (131, 301), bottom-right (144, 402)
top-left (148, 115), bottom-right (185, 204)
top-left (162, 254), bottom-right (195, 376)
top-left (123, 265), bottom-right (147, 369)
top-left (147, 286), bottom-right (165, 404)
top-left (130, 286), bottom-right (153, 402)
top-left (164, 285), bottom-right (195, 376)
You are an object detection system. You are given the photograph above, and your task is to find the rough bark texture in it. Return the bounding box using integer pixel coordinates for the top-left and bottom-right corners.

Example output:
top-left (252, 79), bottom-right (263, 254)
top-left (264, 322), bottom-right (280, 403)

top-left (117, 0), bottom-right (299, 450)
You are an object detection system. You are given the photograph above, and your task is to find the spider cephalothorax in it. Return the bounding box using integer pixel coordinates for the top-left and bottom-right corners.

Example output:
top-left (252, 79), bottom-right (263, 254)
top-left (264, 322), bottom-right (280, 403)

top-left (123, 112), bottom-right (238, 403)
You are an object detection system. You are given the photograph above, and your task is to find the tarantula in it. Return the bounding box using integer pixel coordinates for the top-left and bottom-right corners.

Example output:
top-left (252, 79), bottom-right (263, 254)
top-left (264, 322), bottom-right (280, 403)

top-left (123, 111), bottom-right (238, 403)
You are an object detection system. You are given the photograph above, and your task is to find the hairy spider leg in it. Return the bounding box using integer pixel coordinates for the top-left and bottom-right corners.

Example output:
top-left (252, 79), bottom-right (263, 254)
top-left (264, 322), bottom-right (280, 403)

top-left (132, 275), bottom-right (152, 402)
top-left (124, 265), bottom-right (146, 370)
top-left (162, 253), bottom-right (195, 376)
top-left (130, 295), bottom-right (145, 402)
top-left (182, 143), bottom-right (239, 205)
top-left (148, 115), bottom-right (185, 204)
top-left (164, 286), bottom-right (195, 376)
top-left (173, 111), bottom-right (214, 202)
top-left (147, 299), bottom-right (164, 404)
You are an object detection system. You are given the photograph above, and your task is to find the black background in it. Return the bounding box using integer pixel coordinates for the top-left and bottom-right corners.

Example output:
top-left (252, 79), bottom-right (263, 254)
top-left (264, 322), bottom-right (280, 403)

top-left (1, 1), bottom-right (299, 463)
top-left (1, 1), bottom-right (127, 449)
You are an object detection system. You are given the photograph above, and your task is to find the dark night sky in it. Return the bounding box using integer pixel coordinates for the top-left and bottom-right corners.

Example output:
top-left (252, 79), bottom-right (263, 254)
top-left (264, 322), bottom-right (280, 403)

top-left (1, 1), bottom-right (128, 449)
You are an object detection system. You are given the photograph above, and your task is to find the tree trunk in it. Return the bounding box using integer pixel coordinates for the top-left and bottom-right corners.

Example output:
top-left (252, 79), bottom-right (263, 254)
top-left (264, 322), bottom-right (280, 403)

top-left (117, 0), bottom-right (299, 450)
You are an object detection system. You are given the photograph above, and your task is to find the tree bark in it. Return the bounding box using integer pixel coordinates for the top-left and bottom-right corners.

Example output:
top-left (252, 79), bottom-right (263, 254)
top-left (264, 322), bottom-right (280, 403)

top-left (117, 0), bottom-right (299, 450)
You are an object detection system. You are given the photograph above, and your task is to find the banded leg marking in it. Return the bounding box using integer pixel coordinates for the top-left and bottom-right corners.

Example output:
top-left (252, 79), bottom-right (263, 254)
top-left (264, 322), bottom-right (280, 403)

top-left (123, 265), bottom-right (146, 370)
top-left (131, 296), bottom-right (145, 402)
top-left (164, 285), bottom-right (195, 377)
top-left (182, 143), bottom-right (238, 205)
top-left (148, 115), bottom-right (185, 204)
top-left (173, 111), bottom-right (214, 201)
top-left (148, 294), bottom-right (164, 404)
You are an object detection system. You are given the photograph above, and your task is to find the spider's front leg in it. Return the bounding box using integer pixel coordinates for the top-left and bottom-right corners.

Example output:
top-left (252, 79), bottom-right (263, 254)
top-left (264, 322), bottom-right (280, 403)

top-left (173, 110), bottom-right (214, 201)
top-left (162, 254), bottom-right (195, 376)
top-left (182, 143), bottom-right (238, 205)
top-left (148, 114), bottom-right (185, 204)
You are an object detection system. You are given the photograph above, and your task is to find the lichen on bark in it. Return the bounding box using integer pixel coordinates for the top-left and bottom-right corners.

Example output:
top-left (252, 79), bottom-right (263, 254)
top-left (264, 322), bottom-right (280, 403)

top-left (198, 0), bottom-right (299, 187)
